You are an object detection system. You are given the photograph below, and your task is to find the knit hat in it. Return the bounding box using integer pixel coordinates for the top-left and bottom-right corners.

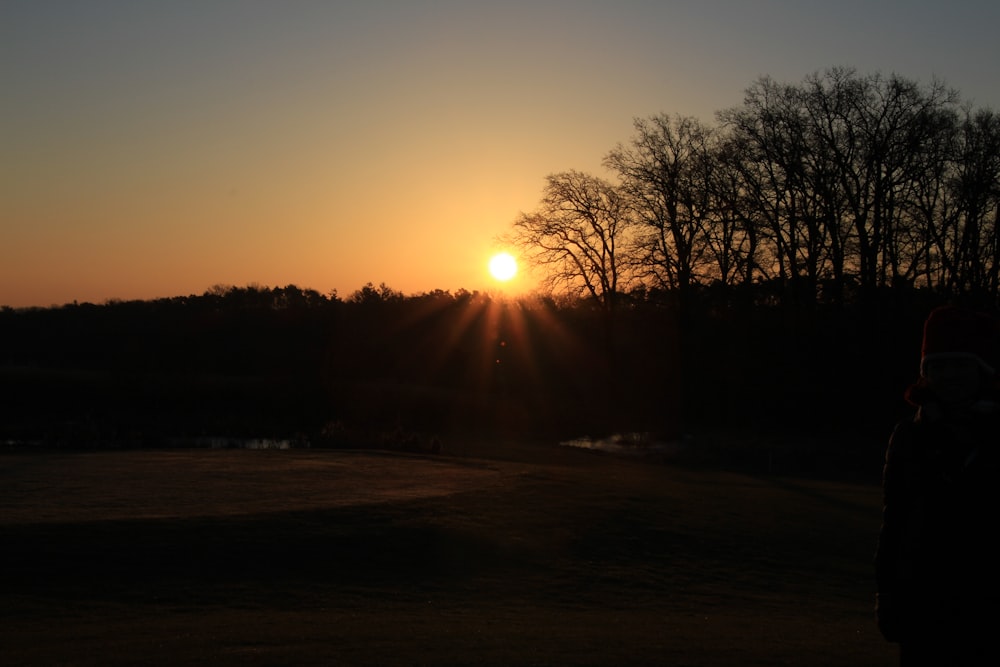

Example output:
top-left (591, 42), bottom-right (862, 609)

top-left (920, 305), bottom-right (1000, 377)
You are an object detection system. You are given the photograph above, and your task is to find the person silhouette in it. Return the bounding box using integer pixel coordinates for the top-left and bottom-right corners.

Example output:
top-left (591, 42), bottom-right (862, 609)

top-left (876, 305), bottom-right (1000, 665)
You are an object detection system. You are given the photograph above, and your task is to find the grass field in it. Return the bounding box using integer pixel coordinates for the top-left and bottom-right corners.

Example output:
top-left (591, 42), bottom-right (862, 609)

top-left (0, 439), bottom-right (898, 666)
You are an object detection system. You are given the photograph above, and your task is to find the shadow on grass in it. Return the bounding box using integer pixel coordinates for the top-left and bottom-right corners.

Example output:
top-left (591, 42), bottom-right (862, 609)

top-left (2, 503), bottom-right (530, 608)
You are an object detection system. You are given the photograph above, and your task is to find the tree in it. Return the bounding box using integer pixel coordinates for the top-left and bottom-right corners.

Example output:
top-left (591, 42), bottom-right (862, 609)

top-left (508, 170), bottom-right (633, 320)
top-left (605, 114), bottom-right (716, 305)
top-left (718, 68), bottom-right (963, 305)
top-left (512, 69), bottom-right (1000, 310)
top-left (348, 282), bottom-right (403, 305)
top-left (506, 169), bottom-right (637, 403)
top-left (804, 69), bottom-right (958, 299)
top-left (946, 108), bottom-right (1000, 298)
top-left (705, 134), bottom-right (765, 292)
top-left (719, 77), bottom-right (838, 306)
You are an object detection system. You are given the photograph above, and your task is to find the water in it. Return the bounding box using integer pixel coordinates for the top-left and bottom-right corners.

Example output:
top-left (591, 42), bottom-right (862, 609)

top-left (559, 432), bottom-right (682, 457)
top-left (173, 436), bottom-right (296, 450)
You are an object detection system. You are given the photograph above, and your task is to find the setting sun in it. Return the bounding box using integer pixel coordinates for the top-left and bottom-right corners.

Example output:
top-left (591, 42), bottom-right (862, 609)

top-left (488, 252), bottom-right (518, 282)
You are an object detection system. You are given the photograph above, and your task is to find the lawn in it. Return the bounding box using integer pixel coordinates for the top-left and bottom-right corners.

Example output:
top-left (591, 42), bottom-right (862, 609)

top-left (0, 440), bottom-right (897, 666)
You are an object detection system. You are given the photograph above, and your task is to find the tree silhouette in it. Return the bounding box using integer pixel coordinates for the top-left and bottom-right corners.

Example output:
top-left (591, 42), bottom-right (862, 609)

top-left (605, 114), bottom-right (718, 307)
top-left (348, 282), bottom-right (404, 305)
top-left (508, 170), bottom-right (633, 321)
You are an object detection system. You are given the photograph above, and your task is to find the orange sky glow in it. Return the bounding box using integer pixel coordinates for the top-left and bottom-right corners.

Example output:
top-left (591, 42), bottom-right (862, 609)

top-left (2, 1), bottom-right (997, 308)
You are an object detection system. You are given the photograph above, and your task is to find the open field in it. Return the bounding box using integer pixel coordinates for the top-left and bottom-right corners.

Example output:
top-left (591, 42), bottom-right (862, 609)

top-left (1, 441), bottom-right (897, 666)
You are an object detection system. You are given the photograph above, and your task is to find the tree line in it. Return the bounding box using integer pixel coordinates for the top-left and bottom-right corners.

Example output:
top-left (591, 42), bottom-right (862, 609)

top-left (509, 68), bottom-right (1000, 314)
top-left (1, 278), bottom-right (926, 462)
top-left (1, 284), bottom-right (652, 448)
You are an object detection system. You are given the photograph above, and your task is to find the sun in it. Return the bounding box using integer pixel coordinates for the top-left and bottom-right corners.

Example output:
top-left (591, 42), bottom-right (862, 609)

top-left (488, 252), bottom-right (518, 282)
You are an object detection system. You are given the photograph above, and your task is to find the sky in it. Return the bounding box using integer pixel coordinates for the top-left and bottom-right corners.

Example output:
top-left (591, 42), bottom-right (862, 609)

top-left (3, 0), bottom-right (999, 308)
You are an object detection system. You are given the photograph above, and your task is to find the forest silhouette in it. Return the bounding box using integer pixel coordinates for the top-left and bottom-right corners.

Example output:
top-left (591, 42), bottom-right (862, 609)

top-left (3, 68), bottom-right (999, 475)
top-left (0, 279), bottom-right (940, 472)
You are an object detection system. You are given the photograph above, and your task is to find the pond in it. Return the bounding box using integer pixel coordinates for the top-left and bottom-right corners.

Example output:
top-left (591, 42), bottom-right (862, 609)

top-left (169, 436), bottom-right (297, 450)
top-left (559, 432), bottom-right (682, 456)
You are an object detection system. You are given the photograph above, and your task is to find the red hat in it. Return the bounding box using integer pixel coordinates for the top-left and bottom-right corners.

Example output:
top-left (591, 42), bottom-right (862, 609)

top-left (920, 305), bottom-right (1000, 377)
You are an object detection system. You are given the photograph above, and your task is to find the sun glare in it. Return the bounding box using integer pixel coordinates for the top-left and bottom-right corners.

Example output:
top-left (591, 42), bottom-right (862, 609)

top-left (488, 252), bottom-right (518, 282)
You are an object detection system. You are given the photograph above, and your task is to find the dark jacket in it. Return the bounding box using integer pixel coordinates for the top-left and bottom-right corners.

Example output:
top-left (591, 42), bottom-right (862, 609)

top-left (876, 401), bottom-right (1000, 645)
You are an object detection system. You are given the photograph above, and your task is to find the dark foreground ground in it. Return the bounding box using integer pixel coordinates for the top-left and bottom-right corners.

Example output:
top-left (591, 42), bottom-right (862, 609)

top-left (1, 439), bottom-right (897, 666)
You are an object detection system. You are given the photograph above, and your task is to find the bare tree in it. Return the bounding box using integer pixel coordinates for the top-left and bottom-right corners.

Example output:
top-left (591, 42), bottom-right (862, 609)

top-left (946, 108), bottom-right (1000, 298)
top-left (719, 68), bottom-right (963, 304)
top-left (707, 135), bottom-right (765, 291)
top-left (804, 69), bottom-right (958, 298)
top-left (508, 170), bottom-right (634, 318)
top-left (718, 79), bottom-right (824, 303)
top-left (506, 171), bottom-right (638, 429)
top-left (605, 115), bottom-right (717, 304)
top-left (511, 69), bottom-right (999, 310)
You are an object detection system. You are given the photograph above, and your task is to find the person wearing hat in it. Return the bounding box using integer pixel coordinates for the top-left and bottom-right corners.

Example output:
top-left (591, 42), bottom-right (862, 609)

top-left (876, 305), bottom-right (1000, 665)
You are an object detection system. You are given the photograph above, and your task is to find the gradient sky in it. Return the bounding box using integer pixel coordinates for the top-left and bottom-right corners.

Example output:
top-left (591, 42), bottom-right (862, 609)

top-left (3, 0), bottom-right (998, 308)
